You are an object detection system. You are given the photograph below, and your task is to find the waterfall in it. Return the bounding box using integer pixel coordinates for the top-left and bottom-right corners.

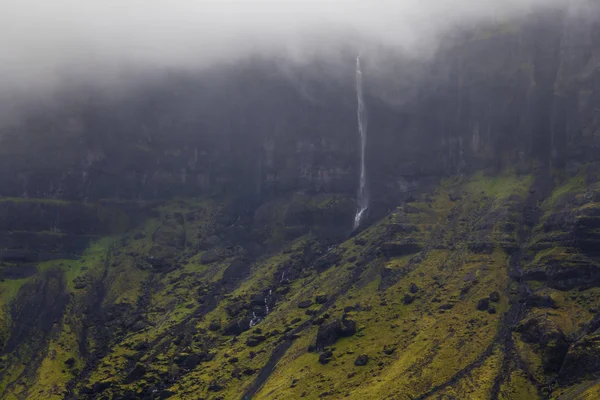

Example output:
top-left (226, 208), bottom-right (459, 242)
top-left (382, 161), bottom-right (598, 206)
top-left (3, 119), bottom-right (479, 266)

top-left (249, 312), bottom-right (260, 328)
top-left (354, 56), bottom-right (369, 229)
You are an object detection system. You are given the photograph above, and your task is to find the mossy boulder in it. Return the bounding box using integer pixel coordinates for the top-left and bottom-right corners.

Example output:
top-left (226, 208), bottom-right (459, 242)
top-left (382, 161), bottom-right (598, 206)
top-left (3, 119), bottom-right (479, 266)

top-left (314, 318), bottom-right (357, 351)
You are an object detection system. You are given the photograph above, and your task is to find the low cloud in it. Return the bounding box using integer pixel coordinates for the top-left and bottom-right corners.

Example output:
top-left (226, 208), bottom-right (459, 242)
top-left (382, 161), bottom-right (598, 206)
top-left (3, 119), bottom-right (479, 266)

top-left (0, 0), bottom-right (579, 104)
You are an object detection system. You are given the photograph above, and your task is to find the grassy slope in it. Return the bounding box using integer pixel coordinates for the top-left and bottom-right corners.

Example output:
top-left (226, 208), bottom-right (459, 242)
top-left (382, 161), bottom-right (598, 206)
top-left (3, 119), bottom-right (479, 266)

top-left (2, 171), bottom-right (600, 399)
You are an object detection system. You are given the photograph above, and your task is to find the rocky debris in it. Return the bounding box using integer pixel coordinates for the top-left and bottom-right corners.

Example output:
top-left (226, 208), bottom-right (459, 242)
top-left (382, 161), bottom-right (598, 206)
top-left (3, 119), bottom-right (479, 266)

top-left (403, 295), bottom-right (415, 305)
top-left (316, 295), bottom-right (328, 304)
top-left (319, 350), bottom-right (333, 364)
top-left (298, 300), bottom-right (313, 309)
top-left (409, 283), bottom-right (419, 294)
top-left (383, 346), bottom-right (396, 355)
top-left (439, 303), bottom-right (454, 311)
top-left (315, 318), bottom-right (357, 351)
top-left (354, 354), bottom-right (369, 366)
top-left (488, 306), bottom-right (497, 314)
top-left (228, 357), bottom-right (239, 363)
top-left (477, 298), bottom-right (489, 311)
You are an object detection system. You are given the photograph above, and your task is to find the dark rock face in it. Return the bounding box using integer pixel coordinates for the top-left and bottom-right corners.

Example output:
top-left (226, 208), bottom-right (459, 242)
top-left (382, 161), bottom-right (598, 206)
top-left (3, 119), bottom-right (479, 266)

top-left (380, 242), bottom-right (423, 258)
top-left (123, 363), bottom-right (147, 383)
top-left (559, 333), bottom-right (600, 384)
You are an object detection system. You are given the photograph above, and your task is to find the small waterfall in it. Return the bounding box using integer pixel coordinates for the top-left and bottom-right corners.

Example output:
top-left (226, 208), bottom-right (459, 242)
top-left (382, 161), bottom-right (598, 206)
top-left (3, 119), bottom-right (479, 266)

top-left (354, 56), bottom-right (369, 229)
top-left (249, 312), bottom-right (260, 328)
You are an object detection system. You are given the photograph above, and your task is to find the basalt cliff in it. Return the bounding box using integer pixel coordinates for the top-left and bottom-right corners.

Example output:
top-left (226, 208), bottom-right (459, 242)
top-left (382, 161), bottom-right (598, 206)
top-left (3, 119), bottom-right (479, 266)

top-left (2, 3), bottom-right (600, 400)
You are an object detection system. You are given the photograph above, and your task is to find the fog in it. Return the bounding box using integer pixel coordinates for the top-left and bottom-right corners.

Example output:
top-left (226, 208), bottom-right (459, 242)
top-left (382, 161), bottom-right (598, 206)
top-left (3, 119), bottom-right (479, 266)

top-left (0, 0), bottom-right (579, 106)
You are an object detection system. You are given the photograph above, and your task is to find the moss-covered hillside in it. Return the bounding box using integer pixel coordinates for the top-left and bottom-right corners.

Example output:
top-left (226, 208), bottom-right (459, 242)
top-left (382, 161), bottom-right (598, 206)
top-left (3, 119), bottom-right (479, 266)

top-left (1, 166), bottom-right (600, 399)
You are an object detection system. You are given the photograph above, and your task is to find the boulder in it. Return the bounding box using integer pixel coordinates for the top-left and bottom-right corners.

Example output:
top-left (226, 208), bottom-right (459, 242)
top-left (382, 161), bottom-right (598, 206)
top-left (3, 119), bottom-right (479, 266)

top-left (223, 318), bottom-right (251, 336)
top-left (489, 291), bottom-right (500, 302)
top-left (477, 298), bottom-right (489, 311)
top-left (319, 350), bottom-right (333, 365)
top-left (298, 300), bottom-right (313, 309)
top-left (354, 354), bottom-right (369, 366)
top-left (314, 318), bottom-right (357, 351)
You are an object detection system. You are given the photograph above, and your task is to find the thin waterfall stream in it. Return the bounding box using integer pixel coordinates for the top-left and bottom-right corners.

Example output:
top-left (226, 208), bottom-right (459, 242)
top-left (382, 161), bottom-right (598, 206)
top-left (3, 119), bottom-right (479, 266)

top-left (354, 55), bottom-right (369, 229)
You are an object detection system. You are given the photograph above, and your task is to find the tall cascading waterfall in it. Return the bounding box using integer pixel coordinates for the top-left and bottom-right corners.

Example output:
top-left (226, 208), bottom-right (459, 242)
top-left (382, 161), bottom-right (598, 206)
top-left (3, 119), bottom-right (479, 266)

top-left (353, 56), bottom-right (369, 229)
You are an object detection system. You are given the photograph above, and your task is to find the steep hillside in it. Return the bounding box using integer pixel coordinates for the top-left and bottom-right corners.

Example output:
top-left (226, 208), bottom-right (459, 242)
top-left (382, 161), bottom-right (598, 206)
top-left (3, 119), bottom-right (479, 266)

top-left (1, 167), bottom-right (600, 399)
top-left (3, 2), bottom-right (600, 399)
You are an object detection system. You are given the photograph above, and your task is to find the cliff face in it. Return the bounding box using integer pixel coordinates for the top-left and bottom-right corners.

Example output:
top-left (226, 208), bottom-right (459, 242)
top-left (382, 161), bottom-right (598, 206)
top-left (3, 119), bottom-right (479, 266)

top-left (2, 3), bottom-right (600, 400)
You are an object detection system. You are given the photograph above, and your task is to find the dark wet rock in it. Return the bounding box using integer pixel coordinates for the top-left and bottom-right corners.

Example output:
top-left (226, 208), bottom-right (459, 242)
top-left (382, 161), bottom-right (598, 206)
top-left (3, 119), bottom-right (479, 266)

top-left (201, 249), bottom-right (225, 264)
top-left (403, 294), bottom-right (415, 305)
top-left (409, 283), bottom-right (419, 294)
top-left (518, 316), bottom-right (570, 374)
top-left (489, 291), bottom-right (500, 302)
top-left (298, 300), bottom-right (313, 309)
top-left (65, 357), bottom-right (75, 367)
top-left (316, 295), bottom-right (328, 304)
top-left (223, 318), bottom-right (251, 336)
top-left (228, 357), bottom-right (239, 363)
top-left (208, 321), bottom-right (222, 331)
top-left (403, 205), bottom-right (420, 214)
top-left (477, 298), bottom-right (489, 311)
top-left (319, 350), bottom-right (333, 364)
top-left (383, 346), bottom-right (396, 355)
top-left (354, 238), bottom-right (367, 246)
top-left (243, 368), bottom-right (256, 376)
top-left (80, 381), bottom-right (111, 395)
top-left (380, 242), bottom-right (422, 257)
top-left (559, 333), bottom-right (600, 384)
top-left (159, 390), bottom-right (175, 399)
top-left (208, 381), bottom-right (224, 392)
top-left (354, 354), bottom-right (369, 366)
top-left (226, 302), bottom-right (247, 317)
top-left (488, 306), bottom-right (497, 314)
top-left (123, 363), bottom-right (147, 383)
top-left (315, 318), bottom-right (357, 351)
top-left (387, 223), bottom-right (419, 235)
top-left (439, 303), bottom-right (454, 311)
top-left (468, 241), bottom-right (494, 254)
top-left (174, 353), bottom-right (203, 369)
top-left (246, 335), bottom-right (266, 347)
top-left (314, 252), bottom-right (341, 270)
top-left (522, 294), bottom-right (557, 309)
